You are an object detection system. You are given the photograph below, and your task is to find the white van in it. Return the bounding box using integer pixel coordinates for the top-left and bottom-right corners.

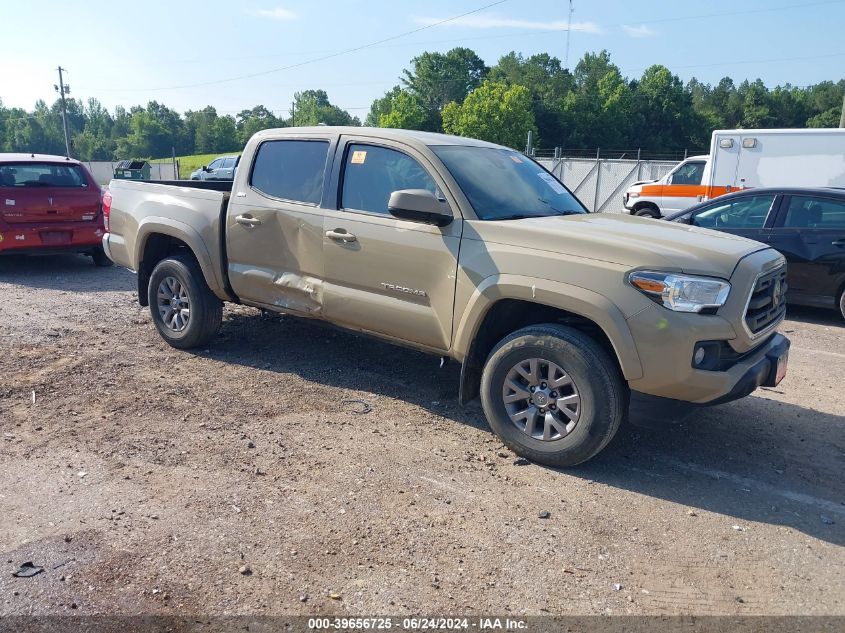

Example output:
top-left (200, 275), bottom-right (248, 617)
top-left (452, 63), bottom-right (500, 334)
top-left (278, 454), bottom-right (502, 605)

top-left (623, 128), bottom-right (845, 218)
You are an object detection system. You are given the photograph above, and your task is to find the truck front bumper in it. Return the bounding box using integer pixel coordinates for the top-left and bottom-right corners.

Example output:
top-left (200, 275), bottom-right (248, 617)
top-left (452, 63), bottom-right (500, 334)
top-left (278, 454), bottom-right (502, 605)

top-left (625, 304), bottom-right (790, 404)
top-left (0, 220), bottom-right (104, 255)
top-left (698, 333), bottom-right (789, 405)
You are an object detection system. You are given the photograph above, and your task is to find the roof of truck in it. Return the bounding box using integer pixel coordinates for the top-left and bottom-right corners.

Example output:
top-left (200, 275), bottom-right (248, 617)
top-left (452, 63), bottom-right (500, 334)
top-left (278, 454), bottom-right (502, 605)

top-left (252, 126), bottom-right (507, 149)
top-left (0, 153), bottom-right (80, 164)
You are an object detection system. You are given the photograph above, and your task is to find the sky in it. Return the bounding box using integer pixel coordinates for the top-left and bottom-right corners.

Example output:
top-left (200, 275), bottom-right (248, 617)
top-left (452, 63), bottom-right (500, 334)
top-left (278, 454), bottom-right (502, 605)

top-left (0, 0), bottom-right (842, 119)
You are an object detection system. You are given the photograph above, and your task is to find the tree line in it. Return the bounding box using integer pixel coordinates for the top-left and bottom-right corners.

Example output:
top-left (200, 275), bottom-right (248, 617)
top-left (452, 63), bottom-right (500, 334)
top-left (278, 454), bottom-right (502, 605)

top-left (0, 48), bottom-right (842, 161)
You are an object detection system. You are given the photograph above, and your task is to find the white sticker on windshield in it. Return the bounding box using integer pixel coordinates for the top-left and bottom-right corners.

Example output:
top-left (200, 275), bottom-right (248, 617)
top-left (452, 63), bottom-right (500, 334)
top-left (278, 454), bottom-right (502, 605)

top-left (537, 172), bottom-right (566, 195)
top-left (5, 199), bottom-right (14, 206)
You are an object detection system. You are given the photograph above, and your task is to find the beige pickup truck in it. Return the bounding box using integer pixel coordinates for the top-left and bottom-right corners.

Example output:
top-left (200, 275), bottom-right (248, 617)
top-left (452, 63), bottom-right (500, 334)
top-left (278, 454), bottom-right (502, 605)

top-left (103, 127), bottom-right (790, 466)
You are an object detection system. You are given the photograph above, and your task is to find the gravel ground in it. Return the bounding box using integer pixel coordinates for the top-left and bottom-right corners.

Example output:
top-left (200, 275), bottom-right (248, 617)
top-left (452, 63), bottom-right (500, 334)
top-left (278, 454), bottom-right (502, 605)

top-left (0, 254), bottom-right (843, 617)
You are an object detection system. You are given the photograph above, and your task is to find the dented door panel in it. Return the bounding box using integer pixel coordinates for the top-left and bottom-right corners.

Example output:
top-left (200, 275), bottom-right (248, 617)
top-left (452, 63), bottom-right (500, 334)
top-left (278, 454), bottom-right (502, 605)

top-left (226, 200), bottom-right (328, 314)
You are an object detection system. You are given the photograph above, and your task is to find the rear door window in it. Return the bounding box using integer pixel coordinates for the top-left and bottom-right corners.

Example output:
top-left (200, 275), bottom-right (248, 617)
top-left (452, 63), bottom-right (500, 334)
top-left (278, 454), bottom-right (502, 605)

top-left (0, 163), bottom-right (88, 188)
top-left (782, 196), bottom-right (845, 229)
top-left (692, 194), bottom-right (776, 229)
top-left (250, 140), bottom-right (329, 205)
top-left (340, 144), bottom-right (437, 215)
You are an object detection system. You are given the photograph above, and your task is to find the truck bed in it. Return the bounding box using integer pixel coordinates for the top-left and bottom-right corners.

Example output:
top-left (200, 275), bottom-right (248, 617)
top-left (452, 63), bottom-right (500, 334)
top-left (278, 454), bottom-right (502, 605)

top-left (139, 180), bottom-right (234, 192)
top-left (105, 179), bottom-right (233, 300)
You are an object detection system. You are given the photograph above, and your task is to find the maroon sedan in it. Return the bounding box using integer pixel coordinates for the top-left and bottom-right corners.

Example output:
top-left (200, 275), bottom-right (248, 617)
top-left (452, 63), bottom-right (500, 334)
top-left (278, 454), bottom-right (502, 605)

top-left (0, 153), bottom-right (111, 265)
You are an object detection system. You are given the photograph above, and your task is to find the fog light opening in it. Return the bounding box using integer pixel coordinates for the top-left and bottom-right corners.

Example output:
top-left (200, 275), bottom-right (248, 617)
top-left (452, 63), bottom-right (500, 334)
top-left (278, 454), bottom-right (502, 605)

top-left (693, 346), bottom-right (707, 367)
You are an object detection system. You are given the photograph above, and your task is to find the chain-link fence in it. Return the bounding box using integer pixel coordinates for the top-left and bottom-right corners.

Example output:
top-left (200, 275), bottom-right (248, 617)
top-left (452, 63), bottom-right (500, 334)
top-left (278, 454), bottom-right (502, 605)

top-left (537, 156), bottom-right (680, 213)
top-left (82, 161), bottom-right (178, 185)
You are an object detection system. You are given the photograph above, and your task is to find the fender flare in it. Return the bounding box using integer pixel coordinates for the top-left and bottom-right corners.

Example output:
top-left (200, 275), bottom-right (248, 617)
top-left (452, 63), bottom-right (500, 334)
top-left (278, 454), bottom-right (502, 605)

top-left (453, 274), bottom-right (643, 381)
top-left (135, 217), bottom-right (225, 297)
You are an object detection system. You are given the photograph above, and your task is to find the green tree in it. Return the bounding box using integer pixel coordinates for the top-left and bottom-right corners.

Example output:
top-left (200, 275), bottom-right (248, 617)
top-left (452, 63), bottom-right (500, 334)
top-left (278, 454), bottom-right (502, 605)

top-left (365, 86), bottom-right (402, 127)
top-left (212, 115), bottom-right (239, 151)
top-left (184, 106), bottom-right (219, 154)
top-left (488, 52), bottom-right (573, 145)
top-left (377, 90), bottom-right (428, 129)
top-left (73, 98), bottom-right (115, 160)
top-left (630, 65), bottom-right (700, 150)
top-left (739, 79), bottom-right (775, 128)
top-left (560, 51), bottom-right (632, 148)
top-left (290, 90), bottom-right (359, 126)
top-left (441, 81), bottom-right (536, 149)
top-left (236, 105), bottom-right (283, 145)
top-left (116, 101), bottom-right (182, 158)
top-left (402, 47), bottom-right (488, 131)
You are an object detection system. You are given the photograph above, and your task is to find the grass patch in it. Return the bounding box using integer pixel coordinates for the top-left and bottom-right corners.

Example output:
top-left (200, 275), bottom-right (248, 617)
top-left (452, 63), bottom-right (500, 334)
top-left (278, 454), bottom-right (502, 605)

top-left (151, 153), bottom-right (240, 179)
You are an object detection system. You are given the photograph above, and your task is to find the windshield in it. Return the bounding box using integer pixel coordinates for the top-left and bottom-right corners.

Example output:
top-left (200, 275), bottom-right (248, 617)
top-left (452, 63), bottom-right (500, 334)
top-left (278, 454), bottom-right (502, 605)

top-left (431, 146), bottom-right (586, 220)
top-left (0, 162), bottom-right (88, 188)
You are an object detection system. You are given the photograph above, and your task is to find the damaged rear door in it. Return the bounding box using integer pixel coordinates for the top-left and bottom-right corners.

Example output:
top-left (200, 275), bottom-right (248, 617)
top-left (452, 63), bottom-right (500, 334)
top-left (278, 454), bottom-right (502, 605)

top-left (226, 134), bottom-right (335, 314)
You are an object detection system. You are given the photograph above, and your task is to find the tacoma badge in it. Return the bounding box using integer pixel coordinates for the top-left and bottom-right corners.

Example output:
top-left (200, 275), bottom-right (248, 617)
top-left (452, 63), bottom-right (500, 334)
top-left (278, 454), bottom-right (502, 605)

top-left (380, 282), bottom-right (427, 297)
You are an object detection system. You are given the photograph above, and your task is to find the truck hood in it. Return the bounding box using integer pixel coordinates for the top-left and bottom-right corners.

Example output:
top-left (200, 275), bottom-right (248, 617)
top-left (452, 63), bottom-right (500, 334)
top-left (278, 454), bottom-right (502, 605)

top-left (628, 179), bottom-right (658, 189)
top-left (465, 213), bottom-right (768, 279)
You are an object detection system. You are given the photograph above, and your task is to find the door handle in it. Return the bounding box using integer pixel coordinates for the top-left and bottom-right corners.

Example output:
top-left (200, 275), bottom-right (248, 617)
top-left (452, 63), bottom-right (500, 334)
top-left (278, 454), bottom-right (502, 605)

top-left (235, 215), bottom-right (261, 227)
top-left (325, 229), bottom-right (357, 243)
top-left (832, 239), bottom-right (845, 247)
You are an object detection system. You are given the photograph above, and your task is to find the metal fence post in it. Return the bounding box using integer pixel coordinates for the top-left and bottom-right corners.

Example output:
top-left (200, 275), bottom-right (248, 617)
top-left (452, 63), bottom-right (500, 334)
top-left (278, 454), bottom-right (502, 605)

top-left (637, 148), bottom-right (642, 181)
top-left (593, 149), bottom-right (602, 213)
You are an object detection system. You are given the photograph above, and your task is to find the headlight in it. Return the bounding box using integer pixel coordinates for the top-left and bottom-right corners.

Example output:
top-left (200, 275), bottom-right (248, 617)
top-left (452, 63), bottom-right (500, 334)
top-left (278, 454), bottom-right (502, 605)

top-left (628, 192), bottom-right (640, 198)
top-left (629, 271), bottom-right (731, 313)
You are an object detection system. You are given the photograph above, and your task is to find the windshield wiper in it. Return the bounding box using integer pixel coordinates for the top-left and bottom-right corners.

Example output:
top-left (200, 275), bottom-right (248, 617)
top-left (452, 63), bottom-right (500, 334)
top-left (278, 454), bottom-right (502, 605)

top-left (492, 210), bottom-right (582, 221)
top-left (538, 198), bottom-right (583, 215)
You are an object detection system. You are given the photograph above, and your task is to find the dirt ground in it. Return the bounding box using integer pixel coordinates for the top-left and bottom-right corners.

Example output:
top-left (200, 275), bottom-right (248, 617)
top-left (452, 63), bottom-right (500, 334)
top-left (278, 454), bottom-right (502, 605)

top-left (1, 254), bottom-right (843, 618)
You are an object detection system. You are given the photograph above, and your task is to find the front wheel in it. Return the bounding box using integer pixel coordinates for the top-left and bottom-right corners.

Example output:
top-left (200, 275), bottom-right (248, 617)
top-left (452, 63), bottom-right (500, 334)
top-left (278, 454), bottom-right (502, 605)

top-left (839, 288), bottom-right (845, 321)
top-left (480, 324), bottom-right (627, 467)
top-left (634, 206), bottom-right (660, 219)
top-left (148, 254), bottom-right (222, 349)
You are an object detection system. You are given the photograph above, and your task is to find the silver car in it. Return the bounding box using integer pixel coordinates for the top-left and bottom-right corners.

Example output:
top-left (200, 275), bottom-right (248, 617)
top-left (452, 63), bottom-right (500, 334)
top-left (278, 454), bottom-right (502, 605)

top-left (190, 155), bottom-right (240, 181)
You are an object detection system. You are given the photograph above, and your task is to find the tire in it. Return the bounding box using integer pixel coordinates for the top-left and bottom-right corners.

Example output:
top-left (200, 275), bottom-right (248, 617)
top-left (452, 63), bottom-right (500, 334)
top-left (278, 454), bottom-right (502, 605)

top-left (839, 288), bottom-right (845, 321)
top-left (147, 254), bottom-right (222, 349)
top-left (91, 247), bottom-right (113, 267)
top-left (634, 206), bottom-right (660, 219)
top-left (480, 324), bottom-right (627, 467)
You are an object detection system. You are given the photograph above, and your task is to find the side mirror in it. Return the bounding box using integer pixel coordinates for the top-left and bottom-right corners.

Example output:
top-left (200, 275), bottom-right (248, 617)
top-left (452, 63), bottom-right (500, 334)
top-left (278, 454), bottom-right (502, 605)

top-left (388, 189), bottom-right (453, 227)
top-left (201, 165), bottom-right (209, 172)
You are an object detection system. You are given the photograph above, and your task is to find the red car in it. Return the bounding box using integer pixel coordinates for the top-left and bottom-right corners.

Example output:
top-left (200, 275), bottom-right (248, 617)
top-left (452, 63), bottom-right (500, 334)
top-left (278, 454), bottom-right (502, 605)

top-left (0, 153), bottom-right (111, 265)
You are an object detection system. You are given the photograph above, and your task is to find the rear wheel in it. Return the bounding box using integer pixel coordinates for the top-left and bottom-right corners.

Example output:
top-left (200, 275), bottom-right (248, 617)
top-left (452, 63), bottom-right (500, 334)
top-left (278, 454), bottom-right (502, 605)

top-left (634, 205), bottom-right (660, 219)
top-left (148, 254), bottom-right (222, 349)
top-left (480, 324), bottom-right (627, 467)
top-left (91, 247), bottom-right (113, 267)
top-left (839, 288), bottom-right (845, 320)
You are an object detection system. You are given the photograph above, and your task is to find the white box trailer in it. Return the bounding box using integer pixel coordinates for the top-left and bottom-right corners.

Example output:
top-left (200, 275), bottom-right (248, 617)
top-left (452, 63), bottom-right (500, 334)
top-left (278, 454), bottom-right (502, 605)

top-left (623, 128), bottom-right (845, 217)
top-left (707, 128), bottom-right (845, 193)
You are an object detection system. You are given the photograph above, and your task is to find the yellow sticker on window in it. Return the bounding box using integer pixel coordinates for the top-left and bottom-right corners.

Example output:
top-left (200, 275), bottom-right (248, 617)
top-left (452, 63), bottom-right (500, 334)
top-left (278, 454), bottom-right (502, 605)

top-left (351, 150), bottom-right (367, 165)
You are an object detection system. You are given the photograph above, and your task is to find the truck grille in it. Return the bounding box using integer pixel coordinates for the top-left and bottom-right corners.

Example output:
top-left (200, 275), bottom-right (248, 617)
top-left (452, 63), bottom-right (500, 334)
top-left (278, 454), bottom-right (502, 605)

top-left (745, 266), bottom-right (787, 335)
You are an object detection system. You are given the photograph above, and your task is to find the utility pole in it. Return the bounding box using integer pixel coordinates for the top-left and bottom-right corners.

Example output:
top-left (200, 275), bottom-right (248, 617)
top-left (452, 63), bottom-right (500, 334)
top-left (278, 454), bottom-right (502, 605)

top-left (564, 0), bottom-right (574, 71)
top-left (291, 101), bottom-right (296, 127)
top-left (54, 66), bottom-right (72, 158)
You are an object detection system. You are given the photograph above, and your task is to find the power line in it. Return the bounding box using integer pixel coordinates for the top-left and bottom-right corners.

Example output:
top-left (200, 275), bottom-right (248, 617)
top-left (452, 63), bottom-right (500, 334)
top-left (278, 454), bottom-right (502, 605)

top-left (136, 27), bottom-right (580, 68)
top-left (82, 0), bottom-right (512, 93)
